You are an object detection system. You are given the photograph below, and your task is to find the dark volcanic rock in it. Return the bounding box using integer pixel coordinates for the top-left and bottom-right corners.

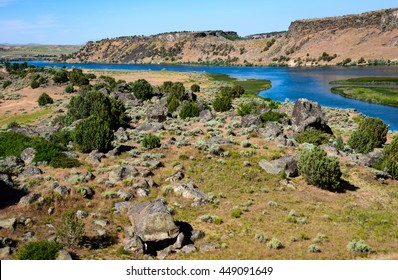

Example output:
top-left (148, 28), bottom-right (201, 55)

top-left (241, 114), bottom-right (262, 128)
top-left (291, 99), bottom-right (332, 134)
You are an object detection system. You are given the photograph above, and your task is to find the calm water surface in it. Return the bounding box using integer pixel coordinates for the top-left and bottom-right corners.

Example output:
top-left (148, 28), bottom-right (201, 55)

top-left (24, 61), bottom-right (398, 130)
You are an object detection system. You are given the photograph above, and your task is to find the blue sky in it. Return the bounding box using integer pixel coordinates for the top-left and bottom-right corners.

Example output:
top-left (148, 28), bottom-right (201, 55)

top-left (0, 0), bottom-right (396, 44)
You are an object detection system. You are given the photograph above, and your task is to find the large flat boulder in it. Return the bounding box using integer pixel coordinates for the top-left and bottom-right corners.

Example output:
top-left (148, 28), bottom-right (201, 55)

top-left (259, 155), bottom-right (298, 177)
top-left (128, 199), bottom-right (179, 242)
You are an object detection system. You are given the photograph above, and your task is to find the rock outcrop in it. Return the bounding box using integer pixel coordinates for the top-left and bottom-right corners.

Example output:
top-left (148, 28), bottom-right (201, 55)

top-left (291, 99), bottom-right (332, 134)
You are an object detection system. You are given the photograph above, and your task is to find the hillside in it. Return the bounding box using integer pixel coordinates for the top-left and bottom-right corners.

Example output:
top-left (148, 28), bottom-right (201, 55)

top-left (60, 8), bottom-right (398, 66)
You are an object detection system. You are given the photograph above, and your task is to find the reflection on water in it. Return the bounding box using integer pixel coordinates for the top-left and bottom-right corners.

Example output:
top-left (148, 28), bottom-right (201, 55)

top-left (20, 62), bottom-right (398, 130)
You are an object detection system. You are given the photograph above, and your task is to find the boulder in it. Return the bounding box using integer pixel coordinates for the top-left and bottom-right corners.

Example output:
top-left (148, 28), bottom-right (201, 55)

top-left (114, 127), bottom-right (129, 142)
top-left (199, 243), bottom-right (220, 252)
top-left (241, 114), bottom-right (262, 128)
top-left (181, 244), bottom-right (197, 254)
top-left (56, 249), bottom-right (72, 260)
top-left (19, 166), bottom-right (42, 178)
top-left (53, 185), bottom-right (71, 197)
top-left (206, 137), bottom-right (232, 146)
top-left (356, 149), bottom-right (383, 167)
top-left (136, 122), bottom-right (165, 132)
top-left (19, 193), bottom-right (41, 206)
top-left (258, 122), bottom-right (282, 139)
top-left (146, 103), bottom-right (168, 123)
top-left (128, 199), bottom-right (179, 242)
top-left (169, 182), bottom-right (209, 206)
top-left (259, 155), bottom-right (298, 177)
top-left (1, 156), bottom-right (24, 175)
top-left (109, 164), bottom-right (139, 183)
top-left (124, 235), bottom-right (144, 254)
top-left (0, 218), bottom-right (16, 230)
top-left (0, 247), bottom-right (11, 258)
top-left (20, 148), bottom-right (36, 165)
top-left (190, 229), bottom-right (205, 243)
top-left (85, 150), bottom-right (105, 166)
top-left (0, 173), bottom-right (14, 187)
top-left (291, 99), bottom-right (332, 133)
top-left (199, 110), bottom-right (215, 122)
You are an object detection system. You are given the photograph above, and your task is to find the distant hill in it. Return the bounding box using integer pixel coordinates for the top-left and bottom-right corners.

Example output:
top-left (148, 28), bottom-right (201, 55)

top-left (59, 8), bottom-right (398, 66)
top-left (0, 45), bottom-right (82, 61)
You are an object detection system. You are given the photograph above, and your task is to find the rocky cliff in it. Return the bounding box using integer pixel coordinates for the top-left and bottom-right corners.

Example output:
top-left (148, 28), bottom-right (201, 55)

top-left (61, 8), bottom-right (398, 66)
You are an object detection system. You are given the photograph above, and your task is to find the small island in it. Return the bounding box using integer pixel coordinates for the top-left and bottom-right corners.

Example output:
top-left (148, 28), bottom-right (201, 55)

top-left (330, 77), bottom-right (398, 107)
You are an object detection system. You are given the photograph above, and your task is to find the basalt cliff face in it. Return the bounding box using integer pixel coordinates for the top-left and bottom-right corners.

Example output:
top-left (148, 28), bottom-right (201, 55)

top-left (61, 8), bottom-right (398, 66)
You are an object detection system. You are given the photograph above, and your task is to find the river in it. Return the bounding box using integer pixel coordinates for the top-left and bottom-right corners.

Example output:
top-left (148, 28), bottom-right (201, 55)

top-left (21, 61), bottom-right (398, 130)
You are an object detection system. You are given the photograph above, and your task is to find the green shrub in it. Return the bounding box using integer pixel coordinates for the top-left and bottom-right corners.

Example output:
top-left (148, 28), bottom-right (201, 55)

top-left (160, 81), bottom-right (174, 93)
top-left (295, 130), bottom-right (330, 145)
top-left (67, 91), bottom-right (127, 129)
top-left (53, 70), bottom-right (69, 83)
top-left (57, 209), bottom-right (85, 248)
top-left (38, 92), bottom-right (54, 106)
top-left (100, 75), bottom-right (117, 90)
top-left (65, 84), bottom-right (74, 93)
top-left (346, 239), bottom-right (372, 255)
top-left (0, 132), bottom-right (79, 168)
top-left (167, 97), bottom-right (180, 113)
top-left (6, 121), bottom-right (20, 129)
top-left (170, 82), bottom-right (185, 99)
top-left (348, 117), bottom-right (388, 153)
top-left (131, 79), bottom-right (154, 100)
top-left (267, 238), bottom-right (283, 249)
top-left (375, 136), bottom-right (398, 179)
top-left (237, 103), bottom-right (253, 116)
top-left (308, 244), bottom-right (321, 253)
top-left (2, 80), bottom-right (12, 89)
top-left (191, 84), bottom-right (200, 92)
top-left (179, 102), bottom-right (200, 119)
top-left (142, 133), bottom-right (161, 149)
top-left (219, 85), bottom-right (245, 98)
top-left (231, 208), bottom-right (243, 218)
top-left (30, 79), bottom-right (39, 89)
top-left (14, 241), bottom-right (63, 260)
top-left (68, 68), bottom-right (89, 86)
top-left (213, 94), bottom-right (232, 112)
top-left (298, 147), bottom-right (341, 191)
top-left (200, 214), bottom-right (223, 224)
top-left (261, 111), bottom-right (286, 123)
top-left (74, 115), bottom-right (114, 152)
top-left (335, 136), bottom-right (344, 150)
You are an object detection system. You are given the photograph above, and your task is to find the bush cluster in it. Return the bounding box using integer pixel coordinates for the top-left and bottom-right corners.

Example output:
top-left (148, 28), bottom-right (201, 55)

top-left (261, 111), bottom-right (286, 123)
top-left (298, 147), bottom-right (341, 191)
top-left (56, 209), bottom-right (85, 248)
top-left (348, 117), bottom-right (388, 153)
top-left (142, 133), bottom-right (161, 149)
top-left (219, 85), bottom-right (245, 98)
top-left (237, 103), bottom-right (253, 116)
top-left (74, 115), bottom-right (114, 152)
top-left (213, 94), bottom-right (232, 112)
top-left (130, 79), bottom-right (154, 100)
top-left (14, 241), bottom-right (63, 260)
top-left (68, 68), bottom-right (89, 86)
top-left (295, 129), bottom-right (330, 145)
top-left (191, 84), bottom-right (200, 92)
top-left (38, 92), bottom-right (54, 106)
top-left (374, 136), bottom-right (398, 179)
top-left (167, 97), bottom-right (180, 113)
top-left (0, 132), bottom-right (79, 169)
top-left (179, 102), bottom-right (200, 119)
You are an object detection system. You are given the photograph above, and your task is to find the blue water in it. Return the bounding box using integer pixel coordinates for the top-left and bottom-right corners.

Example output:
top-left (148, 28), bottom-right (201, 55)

top-left (22, 61), bottom-right (398, 130)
